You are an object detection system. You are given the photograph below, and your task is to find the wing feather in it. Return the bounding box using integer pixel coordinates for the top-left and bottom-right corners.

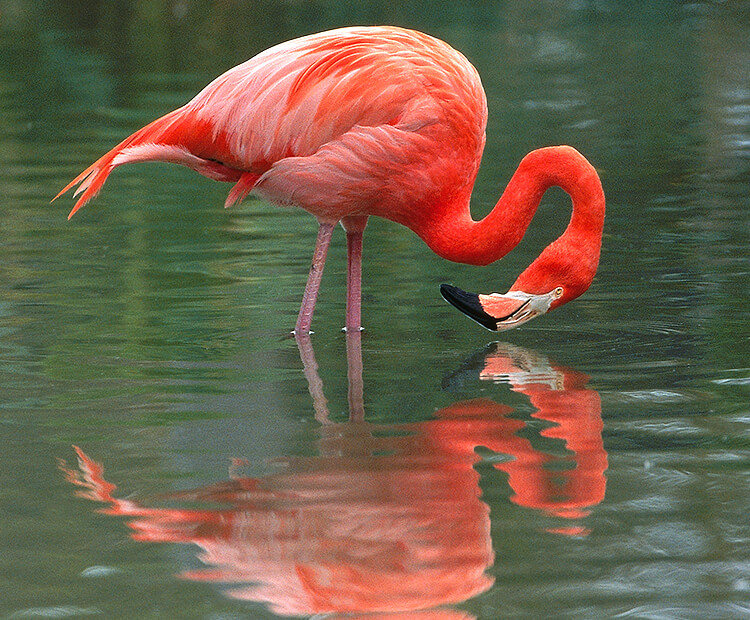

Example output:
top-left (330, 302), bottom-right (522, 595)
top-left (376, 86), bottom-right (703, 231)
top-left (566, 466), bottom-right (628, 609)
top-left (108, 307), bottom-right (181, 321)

top-left (56, 26), bottom-right (487, 217)
top-left (186, 26), bottom-right (485, 172)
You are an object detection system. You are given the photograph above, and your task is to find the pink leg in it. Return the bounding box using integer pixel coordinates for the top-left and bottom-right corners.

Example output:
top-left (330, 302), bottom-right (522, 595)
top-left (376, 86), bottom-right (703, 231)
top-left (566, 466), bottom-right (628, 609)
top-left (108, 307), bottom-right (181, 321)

top-left (294, 220), bottom-right (336, 335)
top-left (342, 216), bottom-right (368, 333)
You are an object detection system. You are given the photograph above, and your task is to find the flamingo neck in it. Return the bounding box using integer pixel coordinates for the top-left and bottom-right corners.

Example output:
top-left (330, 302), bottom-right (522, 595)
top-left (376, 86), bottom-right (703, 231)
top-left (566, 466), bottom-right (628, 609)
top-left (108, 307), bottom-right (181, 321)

top-left (414, 146), bottom-right (605, 292)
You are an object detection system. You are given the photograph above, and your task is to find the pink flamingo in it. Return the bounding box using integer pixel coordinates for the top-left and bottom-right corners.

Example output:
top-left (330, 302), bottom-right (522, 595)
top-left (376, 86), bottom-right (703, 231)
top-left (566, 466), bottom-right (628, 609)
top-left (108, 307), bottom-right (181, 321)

top-left (54, 26), bottom-right (605, 334)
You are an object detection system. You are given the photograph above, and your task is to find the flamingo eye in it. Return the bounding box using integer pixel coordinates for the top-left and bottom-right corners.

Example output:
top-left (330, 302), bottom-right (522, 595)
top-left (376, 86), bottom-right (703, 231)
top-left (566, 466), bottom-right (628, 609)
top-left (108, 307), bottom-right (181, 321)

top-left (552, 287), bottom-right (564, 299)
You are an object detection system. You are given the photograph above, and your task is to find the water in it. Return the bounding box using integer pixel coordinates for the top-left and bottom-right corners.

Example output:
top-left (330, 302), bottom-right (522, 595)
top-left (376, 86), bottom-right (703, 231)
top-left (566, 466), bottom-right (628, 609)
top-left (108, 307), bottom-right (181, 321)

top-left (1, 1), bottom-right (749, 618)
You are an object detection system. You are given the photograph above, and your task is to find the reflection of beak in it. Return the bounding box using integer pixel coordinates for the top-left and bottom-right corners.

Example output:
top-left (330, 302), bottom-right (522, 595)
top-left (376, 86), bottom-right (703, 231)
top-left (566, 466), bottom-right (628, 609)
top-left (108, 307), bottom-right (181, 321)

top-left (440, 284), bottom-right (559, 332)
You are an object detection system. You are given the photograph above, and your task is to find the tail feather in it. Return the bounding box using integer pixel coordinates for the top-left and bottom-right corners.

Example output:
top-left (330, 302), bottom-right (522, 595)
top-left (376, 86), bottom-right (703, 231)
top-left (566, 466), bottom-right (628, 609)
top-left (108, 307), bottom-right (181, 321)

top-left (225, 172), bottom-right (261, 208)
top-left (53, 108), bottom-right (192, 219)
top-left (54, 156), bottom-right (117, 219)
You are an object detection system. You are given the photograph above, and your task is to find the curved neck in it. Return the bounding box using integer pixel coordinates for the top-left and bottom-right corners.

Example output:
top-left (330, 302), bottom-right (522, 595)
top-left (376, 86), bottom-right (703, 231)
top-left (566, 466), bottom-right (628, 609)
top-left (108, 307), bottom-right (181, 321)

top-left (413, 146), bottom-right (605, 271)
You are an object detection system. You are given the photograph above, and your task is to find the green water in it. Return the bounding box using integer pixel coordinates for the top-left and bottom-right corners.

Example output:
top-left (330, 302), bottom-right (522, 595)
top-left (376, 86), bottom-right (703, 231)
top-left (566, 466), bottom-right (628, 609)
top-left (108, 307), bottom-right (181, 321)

top-left (1, 2), bottom-right (749, 618)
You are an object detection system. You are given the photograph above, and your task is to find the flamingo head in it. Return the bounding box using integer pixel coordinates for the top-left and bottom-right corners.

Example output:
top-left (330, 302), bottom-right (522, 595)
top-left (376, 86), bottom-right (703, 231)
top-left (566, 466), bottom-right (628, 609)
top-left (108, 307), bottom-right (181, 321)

top-left (440, 284), bottom-right (565, 331)
top-left (440, 222), bottom-right (601, 331)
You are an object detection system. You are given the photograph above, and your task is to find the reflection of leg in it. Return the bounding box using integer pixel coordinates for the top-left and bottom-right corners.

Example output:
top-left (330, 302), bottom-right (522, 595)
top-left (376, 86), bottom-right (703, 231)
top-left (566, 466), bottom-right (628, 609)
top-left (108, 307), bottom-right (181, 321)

top-left (346, 330), bottom-right (364, 423)
top-left (295, 328), bottom-right (365, 424)
top-left (295, 334), bottom-right (330, 424)
top-left (295, 220), bottom-right (336, 335)
top-left (342, 215), bottom-right (368, 333)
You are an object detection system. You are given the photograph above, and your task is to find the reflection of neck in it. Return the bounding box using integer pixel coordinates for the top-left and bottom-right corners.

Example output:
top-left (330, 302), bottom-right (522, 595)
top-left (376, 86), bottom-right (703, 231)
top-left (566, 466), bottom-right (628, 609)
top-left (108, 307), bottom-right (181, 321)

top-left (296, 335), bottom-right (607, 523)
top-left (500, 364), bottom-right (607, 520)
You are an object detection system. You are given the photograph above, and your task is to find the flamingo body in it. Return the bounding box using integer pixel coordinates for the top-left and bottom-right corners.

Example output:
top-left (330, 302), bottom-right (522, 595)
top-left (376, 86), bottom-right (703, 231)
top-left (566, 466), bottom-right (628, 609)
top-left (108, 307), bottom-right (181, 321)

top-left (55, 26), bottom-right (604, 334)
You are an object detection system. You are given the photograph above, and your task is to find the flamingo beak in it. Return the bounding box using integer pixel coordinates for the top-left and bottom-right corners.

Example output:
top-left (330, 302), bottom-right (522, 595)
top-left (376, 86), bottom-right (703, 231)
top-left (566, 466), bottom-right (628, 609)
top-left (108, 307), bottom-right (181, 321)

top-left (440, 284), bottom-right (562, 331)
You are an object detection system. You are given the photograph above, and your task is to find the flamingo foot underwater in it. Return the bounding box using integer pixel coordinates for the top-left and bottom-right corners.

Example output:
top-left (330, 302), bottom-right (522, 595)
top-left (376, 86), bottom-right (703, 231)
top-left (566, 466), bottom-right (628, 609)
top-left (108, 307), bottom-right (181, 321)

top-left (54, 26), bottom-right (605, 334)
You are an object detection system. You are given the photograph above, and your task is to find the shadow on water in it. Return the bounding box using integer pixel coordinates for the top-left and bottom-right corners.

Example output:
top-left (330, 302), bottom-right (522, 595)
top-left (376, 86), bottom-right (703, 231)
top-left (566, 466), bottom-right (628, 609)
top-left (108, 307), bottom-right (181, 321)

top-left (60, 336), bottom-right (607, 618)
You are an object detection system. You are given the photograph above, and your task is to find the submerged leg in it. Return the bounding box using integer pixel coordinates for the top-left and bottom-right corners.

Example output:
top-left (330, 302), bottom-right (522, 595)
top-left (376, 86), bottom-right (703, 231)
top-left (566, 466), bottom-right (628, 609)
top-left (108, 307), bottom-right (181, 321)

top-left (342, 216), bottom-right (368, 333)
top-left (295, 220), bottom-right (336, 335)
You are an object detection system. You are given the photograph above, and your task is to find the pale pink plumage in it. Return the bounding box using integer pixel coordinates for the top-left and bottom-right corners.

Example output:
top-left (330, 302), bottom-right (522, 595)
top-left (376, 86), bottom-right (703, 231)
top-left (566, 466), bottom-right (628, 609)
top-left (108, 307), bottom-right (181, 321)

top-left (55, 26), bottom-right (604, 334)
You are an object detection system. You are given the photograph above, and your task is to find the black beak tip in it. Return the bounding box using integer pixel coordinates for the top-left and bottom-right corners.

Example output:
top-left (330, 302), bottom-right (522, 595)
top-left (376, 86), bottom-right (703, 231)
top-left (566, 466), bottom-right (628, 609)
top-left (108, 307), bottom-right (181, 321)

top-left (439, 284), bottom-right (498, 331)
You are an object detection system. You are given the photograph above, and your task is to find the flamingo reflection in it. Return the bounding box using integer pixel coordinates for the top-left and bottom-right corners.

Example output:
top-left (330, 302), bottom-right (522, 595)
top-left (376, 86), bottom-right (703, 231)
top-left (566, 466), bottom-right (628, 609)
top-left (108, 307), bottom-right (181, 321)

top-left (443, 342), bottom-right (607, 535)
top-left (61, 335), bottom-right (606, 617)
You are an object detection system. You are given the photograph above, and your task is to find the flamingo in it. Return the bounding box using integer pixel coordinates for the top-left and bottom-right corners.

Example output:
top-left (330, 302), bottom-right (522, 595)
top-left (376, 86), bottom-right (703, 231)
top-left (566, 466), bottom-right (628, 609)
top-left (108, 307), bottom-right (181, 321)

top-left (54, 26), bottom-right (605, 334)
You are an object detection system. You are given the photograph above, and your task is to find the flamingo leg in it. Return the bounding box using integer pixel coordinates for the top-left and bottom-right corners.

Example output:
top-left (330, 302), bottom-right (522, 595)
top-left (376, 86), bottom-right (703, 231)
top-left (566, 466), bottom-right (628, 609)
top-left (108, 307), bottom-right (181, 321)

top-left (294, 220), bottom-right (336, 335)
top-left (342, 216), bottom-right (368, 333)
